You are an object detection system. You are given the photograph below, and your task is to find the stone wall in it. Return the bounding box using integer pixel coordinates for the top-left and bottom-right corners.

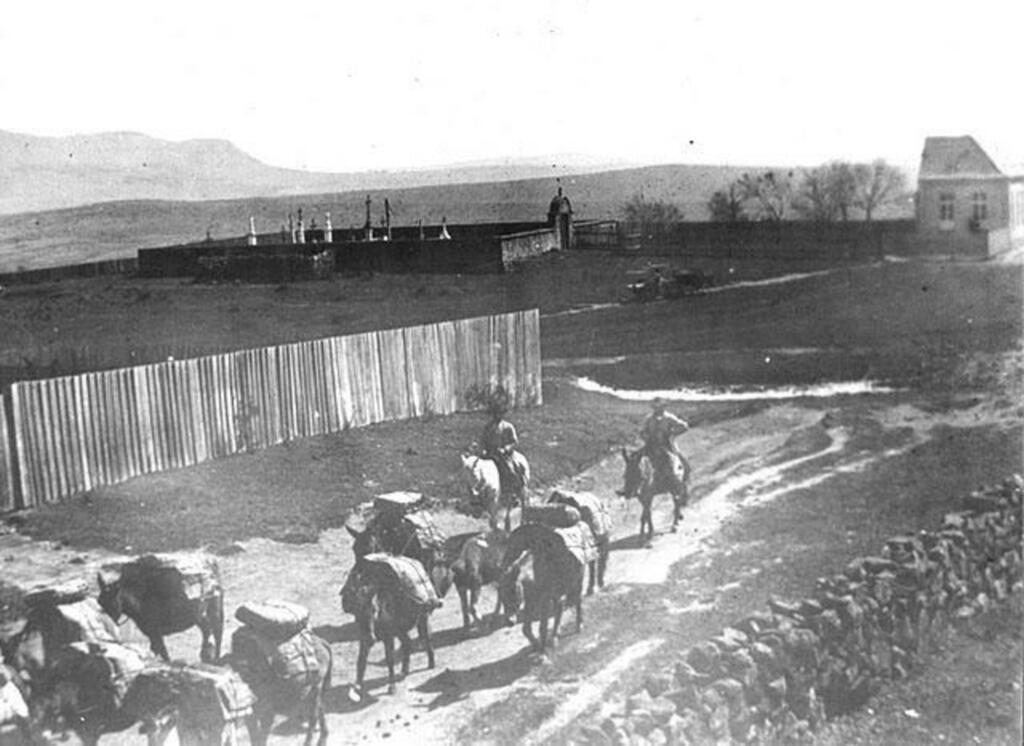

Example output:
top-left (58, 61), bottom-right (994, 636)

top-left (572, 476), bottom-right (1023, 745)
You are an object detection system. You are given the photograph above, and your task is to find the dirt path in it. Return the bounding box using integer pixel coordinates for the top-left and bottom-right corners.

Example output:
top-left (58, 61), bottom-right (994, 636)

top-left (5, 389), bottom-right (1018, 745)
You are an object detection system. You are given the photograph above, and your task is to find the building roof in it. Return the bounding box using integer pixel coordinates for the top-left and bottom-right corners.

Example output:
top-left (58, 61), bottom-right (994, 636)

top-left (919, 136), bottom-right (1005, 179)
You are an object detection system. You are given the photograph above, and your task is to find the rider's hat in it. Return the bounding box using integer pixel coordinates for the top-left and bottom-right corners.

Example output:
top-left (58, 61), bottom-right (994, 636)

top-left (650, 397), bottom-right (667, 411)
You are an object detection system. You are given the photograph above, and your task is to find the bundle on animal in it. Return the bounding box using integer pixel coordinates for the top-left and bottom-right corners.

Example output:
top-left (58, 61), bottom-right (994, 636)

top-left (346, 493), bottom-right (451, 596)
top-left (499, 522), bottom-right (593, 654)
top-left (97, 553), bottom-right (224, 663)
top-left (459, 450), bottom-right (531, 531)
top-left (547, 489), bottom-right (612, 593)
top-left (522, 499), bottom-right (604, 595)
top-left (1, 579), bottom-right (119, 700)
top-left (229, 601), bottom-right (332, 746)
top-left (123, 660), bottom-right (257, 746)
top-left (617, 447), bottom-right (690, 544)
top-left (29, 640), bottom-right (152, 746)
top-left (340, 553), bottom-right (442, 697)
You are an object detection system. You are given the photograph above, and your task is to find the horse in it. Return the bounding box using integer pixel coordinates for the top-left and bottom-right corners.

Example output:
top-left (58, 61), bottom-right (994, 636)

top-left (97, 557), bottom-right (225, 664)
top-left (445, 530), bottom-right (515, 631)
top-left (340, 557), bottom-right (440, 698)
top-left (346, 520), bottom-right (451, 598)
top-left (617, 447), bottom-right (690, 545)
top-left (501, 523), bottom-right (585, 654)
top-left (459, 450), bottom-right (531, 531)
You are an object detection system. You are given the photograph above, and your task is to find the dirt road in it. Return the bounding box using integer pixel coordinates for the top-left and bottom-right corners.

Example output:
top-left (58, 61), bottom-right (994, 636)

top-left (4, 381), bottom-right (1019, 744)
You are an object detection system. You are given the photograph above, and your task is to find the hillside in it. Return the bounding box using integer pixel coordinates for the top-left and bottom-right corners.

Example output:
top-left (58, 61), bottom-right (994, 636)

top-left (0, 129), bottom-right (631, 216)
top-left (0, 164), bottom-right (756, 272)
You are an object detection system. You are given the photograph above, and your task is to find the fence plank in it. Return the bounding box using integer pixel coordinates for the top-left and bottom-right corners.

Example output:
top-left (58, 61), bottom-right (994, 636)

top-left (0, 396), bottom-right (14, 511)
top-left (1, 310), bottom-right (542, 508)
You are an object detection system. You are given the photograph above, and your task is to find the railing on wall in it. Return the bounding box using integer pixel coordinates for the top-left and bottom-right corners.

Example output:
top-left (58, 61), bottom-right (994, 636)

top-left (2, 309), bottom-right (542, 510)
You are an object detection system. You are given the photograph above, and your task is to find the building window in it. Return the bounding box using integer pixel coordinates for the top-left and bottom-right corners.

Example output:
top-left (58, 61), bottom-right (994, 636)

top-left (938, 193), bottom-right (955, 229)
top-left (971, 192), bottom-right (988, 222)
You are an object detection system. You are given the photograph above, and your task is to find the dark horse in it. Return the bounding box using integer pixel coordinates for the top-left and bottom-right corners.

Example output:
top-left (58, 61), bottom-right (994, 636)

top-left (500, 523), bottom-right (585, 654)
top-left (97, 556), bottom-right (224, 663)
top-left (618, 447), bottom-right (690, 545)
top-left (340, 557), bottom-right (441, 698)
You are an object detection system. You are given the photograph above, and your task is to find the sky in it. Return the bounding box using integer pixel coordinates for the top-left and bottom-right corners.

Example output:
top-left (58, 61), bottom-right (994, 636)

top-left (1, 0), bottom-right (1021, 174)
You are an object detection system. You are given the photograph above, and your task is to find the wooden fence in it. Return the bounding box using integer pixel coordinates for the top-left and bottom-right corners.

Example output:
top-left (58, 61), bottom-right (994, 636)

top-left (2, 310), bottom-right (542, 510)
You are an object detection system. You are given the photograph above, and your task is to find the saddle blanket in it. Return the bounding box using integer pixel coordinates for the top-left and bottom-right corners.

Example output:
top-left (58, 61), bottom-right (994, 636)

top-left (552, 523), bottom-right (599, 566)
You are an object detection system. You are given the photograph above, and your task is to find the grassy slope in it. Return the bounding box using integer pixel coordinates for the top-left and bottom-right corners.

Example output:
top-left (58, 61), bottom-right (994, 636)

top-left (0, 164), bottom-right (764, 272)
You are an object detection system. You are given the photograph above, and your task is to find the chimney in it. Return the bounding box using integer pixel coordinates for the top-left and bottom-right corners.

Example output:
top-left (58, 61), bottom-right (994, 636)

top-left (324, 211), bottom-right (333, 243)
top-left (247, 216), bottom-right (257, 246)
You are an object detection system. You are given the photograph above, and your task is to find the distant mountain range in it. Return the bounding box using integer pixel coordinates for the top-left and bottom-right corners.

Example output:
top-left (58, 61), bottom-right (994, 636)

top-left (0, 129), bottom-right (639, 216)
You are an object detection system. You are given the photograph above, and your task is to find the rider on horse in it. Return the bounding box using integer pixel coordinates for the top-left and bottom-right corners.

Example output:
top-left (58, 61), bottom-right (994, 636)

top-left (640, 398), bottom-right (689, 483)
top-left (481, 402), bottom-right (522, 499)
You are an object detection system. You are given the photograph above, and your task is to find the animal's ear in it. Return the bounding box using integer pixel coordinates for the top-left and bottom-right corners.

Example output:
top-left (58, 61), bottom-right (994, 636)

top-left (96, 571), bottom-right (106, 590)
top-left (346, 525), bottom-right (363, 540)
top-left (621, 448), bottom-right (628, 462)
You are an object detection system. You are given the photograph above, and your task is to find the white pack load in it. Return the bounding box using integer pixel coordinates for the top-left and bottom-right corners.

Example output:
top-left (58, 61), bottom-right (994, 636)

top-left (127, 661), bottom-right (256, 730)
top-left (50, 641), bottom-right (150, 709)
top-left (373, 491), bottom-right (428, 516)
top-left (522, 503), bottom-right (582, 528)
top-left (23, 578), bottom-right (90, 609)
top-left (234, 600), bottom-right (309, 641)
top-left (121, 554), bottom-right (222, 603)
top-left (231, 626), bottom-right (324, 701)
top-left (549, 489), bottom-right (612, 537)
top-left (0, 667), bottom-right (29, 728)
top-left (360, 553), bottom-right (442, 609)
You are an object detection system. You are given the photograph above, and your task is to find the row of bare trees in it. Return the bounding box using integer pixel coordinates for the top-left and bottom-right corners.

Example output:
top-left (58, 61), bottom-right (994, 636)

top-left (709, 160), bottom-right (906, 223)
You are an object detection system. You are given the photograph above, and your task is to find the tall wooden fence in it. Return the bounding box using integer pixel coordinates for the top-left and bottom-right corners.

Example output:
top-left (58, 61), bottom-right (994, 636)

top-left (2, 310), bottom-right (541, 510)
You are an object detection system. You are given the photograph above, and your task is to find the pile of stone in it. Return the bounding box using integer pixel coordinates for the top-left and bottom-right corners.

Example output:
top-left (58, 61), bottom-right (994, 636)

top-left (572, 476), bottom-right (1023, 745)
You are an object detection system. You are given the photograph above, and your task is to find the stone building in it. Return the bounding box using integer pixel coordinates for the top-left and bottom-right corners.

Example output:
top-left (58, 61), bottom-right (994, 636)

top-left (915, 135), bottom-right (1024, 257)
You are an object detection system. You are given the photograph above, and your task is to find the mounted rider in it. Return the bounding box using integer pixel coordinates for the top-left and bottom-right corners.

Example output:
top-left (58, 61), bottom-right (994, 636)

top-left (640, 398), bottom-right (689, 485)
top-left (480, 402), bottom-right (523, 500)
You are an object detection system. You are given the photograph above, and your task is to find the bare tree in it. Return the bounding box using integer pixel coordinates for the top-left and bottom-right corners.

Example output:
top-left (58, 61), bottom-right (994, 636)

top-left (622, 193), bottom-right (683, 233)
top-left (794, 166), bottom-right (838, 222)
top-left (708, 184), bottom-right (747, 222)
top-left (853, 160), bottom-right (906, 221)
top-left (794, 162), bottom-right (857, 222)
top-left (737, 171), bottom-right (794, 222)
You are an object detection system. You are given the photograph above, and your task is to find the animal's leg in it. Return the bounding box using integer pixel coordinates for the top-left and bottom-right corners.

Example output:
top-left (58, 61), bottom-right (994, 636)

top-left (550, 596), bottom-right (564, 642)
top-left (396, 629), bottom-right (412, 677)
top-left (503, 502), bottom-right (513, 533)
top-left (355, 640), bottom-right (370, 690)
top-left (210, 594), bottom-right (225, 660)
top-left (598, 546), bottom-right (608, 589)
top-left (302, 677), bottom-right (321, 746)
top-left (538, 596), bottom-right (550, 652)
top-left (418, 615), bottom-right (436, 669)
top-left (521, 602), bottom-right (538, 650)
top-left (151, 634), bottom-right (171, 662)
top-left (574, 587), bottom-right (584, 633)
top-left (457, 584), bottom-right (472, 630)
top-left (469, 584), bottom-right (481, 626)
top-left (586, 561), bottom-right (596, 596)
top-left (382, 636), bottom-right (397, 694)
